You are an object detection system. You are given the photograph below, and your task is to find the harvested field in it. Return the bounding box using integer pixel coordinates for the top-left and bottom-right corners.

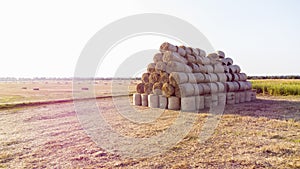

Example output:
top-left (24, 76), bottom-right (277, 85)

top-left (0, 81), bottom-right (300, 168)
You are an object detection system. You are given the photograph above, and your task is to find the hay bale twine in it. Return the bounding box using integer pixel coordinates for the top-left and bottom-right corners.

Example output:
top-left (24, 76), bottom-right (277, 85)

top-left (181, 96), bottom-right (196, 112)
top-left (142, 73), bottom-right (150, 83)
top-left (168, 96), bottom-right (180, 110)
top-left (141, 94), bottom-right (148, 106)
top-left (163, 51), bottom-right (187, 64)
top-left (160, 42), bottom-right (177, 52)
top-left (192, 84), bottom-right (200, 95)
top-left (216, 50), bottom-right (225, 59)
top-left (213, 63), bottom-right (224, 73)
top-left (175, 83), bottom-right (195, 98)
top-left (195, 95), bottom-right (205, 110)
top-left (153, 53), bottom-right (163, 63)
top-left (159, 72), bottom-right (169, 83)
top-left (159, 95), bottom-right (168, 109)
top-left (136, 83), bottom-right (145, 93)
top-left (147, 63), bottom-right (156, 73)
top-left (207, 73), bottom-right (218, 82)
top-left (149, 72), bottom-right (160, 84)
top-left (155, 61), bottom-right (167, 72)
top-left (133, 93), bottom-right (141, 106)
top-left (144, 83), bottom-right (153, 94)
top-left (148, 94), bottom-right (159, 108)
top-left (169, 72), bottom-right (188, 86)
top-left (216, 73), bottom-right (227, 82)
top-left (153, 82), bottom-right (163, 95)
top-left (162, 83), bottom-right (175, 97)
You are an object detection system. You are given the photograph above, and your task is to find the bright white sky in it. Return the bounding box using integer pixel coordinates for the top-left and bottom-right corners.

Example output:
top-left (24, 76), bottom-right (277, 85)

top-left (0, 0), bottom-right (299, 78)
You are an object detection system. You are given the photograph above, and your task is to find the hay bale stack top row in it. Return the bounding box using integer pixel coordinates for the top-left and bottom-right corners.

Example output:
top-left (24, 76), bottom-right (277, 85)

top-left (133, 42), bottom-right (256, 111)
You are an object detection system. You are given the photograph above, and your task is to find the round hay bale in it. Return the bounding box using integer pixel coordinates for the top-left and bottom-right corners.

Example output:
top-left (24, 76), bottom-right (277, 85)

top-left (213, 63), bottom-right (224, 73)
top-left (193, 73), bottom-right (205, 83)
top-left (205, 65), bottom-right (214, 73)
top-left (177, 46), bottom-right (186, 56)
top-left (181, 96), bottom-right (196, 112)
top-left (147, 63), bottom-right (156, 73)
top-left (218, 93), bottom-right (226, 105)
top-left (245, 81), bottom-right (252, 90)
top-left (207, 83), bottom-right (218, 94)
top-left (148, 94), bottom-right (159, 108)
top-left (221, 58), bottom-right (228, 65)
top-left (141, 94), bottom-right (148, 106)
top-left (149, 72), bottom-right (160, 83)
top-left (155, 61), bottom-right (167, 72)
top-left (153, 53), bottom-right (163, 63)
top-left (160, 42), bottom-right (177, 52)
top-left (159, 95), bottom-right (168, 109)
top-left (195, 95), bottom-right (205, 110)
top-left (197, 56), bottom-right (210, 65)
top-left (142, 73), bottom-right (150, 83)
top-left (239, 92), bottom-right (246, 103)
top-left (226, 82), bottom-right (235, 92)
top-left (175, 83), bottom-right (195, 98)
top-left (197, 64), bottom-right (207, 73)
top-left (197, 48), bottom-right (206, 57)
top-left (226, 58), bottom-right (233, 65)
top-left (207, 53), bottom-right (219, 60)
top-left (223, 65), bottom-right (229, 73)
top-left (232, 73), bottom-right (240, 81)
top-left (207, 73), bottom-right (218, 82)
top-left (216, 50), bottom-right (225, 58)
top-left (153, 82), bottom-right (163, 95)
top-left (226, 73), bottom-right (233, 81)
top-left (197, 84), bottom-right (205, 95)
top-left (133, 93), bottom-right (141, 106)
top-left (169, 72), bottom-right (188, 86)
top-left (204, 95), bottom-right (212, 108)
top-left (188, 62), bottom-right (200, 73)
top-left (245, 91), bottom-right (252, 102)
top-left (185, 47), bottom-right (192, 55)
top-left (232, 81), bottom-right (240, 91)
top-left (166, 61), bottom-right (192, 73)
top-left (144, 83), bottom-right (153, 94)
top-left (159, 72), bottom-right (169, 83)
top-left (238, 73), bottom-right (247, 81)
top-left (136, 83), bottom-right (145, 93)
top-left (162, 83), bottom-right (175, 97)
top-left (186, 54), bottom-right (196, 63)
top-left (215, 82), bottom-right (225, 92)
top-left (163, 51), bottom-right (187, 64)
top-left (234, 65), bottom-right (241, 73)
top-left (237, 81), bottom-right (247, 91)
top-left (203, 73), bottom-right (211, 83)
top-left (216, 73), bottom-right (227, 82)
top-left (201, 83), bottom-right (211, 94)
top-left (192, 48), bottom-right (200, 56)
top-left (187, 73), bottom-right (197, 84)
top-left (168, 96), bottom-right (180, 110)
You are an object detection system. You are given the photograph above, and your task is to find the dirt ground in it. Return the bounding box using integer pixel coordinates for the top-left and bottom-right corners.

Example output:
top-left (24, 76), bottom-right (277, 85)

top-left (1, 93), bottom-right (300, 168)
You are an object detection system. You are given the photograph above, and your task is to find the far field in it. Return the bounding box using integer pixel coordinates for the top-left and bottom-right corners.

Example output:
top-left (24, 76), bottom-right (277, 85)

top-left (0, 80), bottom-right (299, 168)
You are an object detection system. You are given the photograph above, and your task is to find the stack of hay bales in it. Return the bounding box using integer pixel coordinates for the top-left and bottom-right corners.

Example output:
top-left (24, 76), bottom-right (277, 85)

top-left (133, 42), bottom-right (256, 111)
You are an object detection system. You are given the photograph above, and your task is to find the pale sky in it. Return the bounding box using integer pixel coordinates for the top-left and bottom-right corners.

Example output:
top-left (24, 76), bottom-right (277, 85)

top-left (0, 0), bottom-right (299, 78)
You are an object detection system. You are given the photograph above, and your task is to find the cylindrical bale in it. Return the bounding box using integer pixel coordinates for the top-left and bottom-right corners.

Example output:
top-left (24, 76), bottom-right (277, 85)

top-left (251, 90), bottom-right (257, 101)
top-left (198, 48), bottom-right (206, 57)
top-left (232, 73), bottom-right (240, 81)
top-left (144, 83), bottom-right (153, 94)
top-left (226, 82), bottom-right (235, 92)
top-left (223, 65), bottom-right (229, 73)
top-left (192, 48), bottom-right (200, 56)
top-left (197, 84), bottom-right (205, 95)
top-left (226, 58), bottom-right (233, 65)
top-left (245, 90), bottom-right (252, 102)
top-left (141, 94), bottom-right (148, 106)
top-left (142, 73), bottom-right (150, 83)
top-left (197, 56), bottom-right (210, 65)
top-left (228, 65), bottom-right (236, 73)
top-left (226, 73), bottom-right (233, 82)
top-left (216, 50), bottom-right (225, 59)
top-left (166, 61), bottom-right (192, 73)
top-left (201, 83), bottom-right (211, 94)
top-left (245, 81), bottom-right (252, 90)
top-left (153, 53), bottom-right (163, 63)
top-left (181, 96), bottom-right (196, 112)
top-left (160, 42), bottom-right (177, 52)
top-left (197, 64), bottom-right (208, 73)
top-left (207, 73), bottom-right (218, 82)
top-left (148, 94), bottom-right (159, 108)
top-left (163, 51), bottom-right (188, 64)
top-left (213, 63), bottom-right (224, 73)
top-left (226, 92), bottom-right (235, 105)
top-left (159, 95), bottom-right (168, 109)
top-left (186, 54), bottom-right (196, 63)
top-left (185, 47), bottom-right (192, 55)
top-left (207, 83), bottom-right (219, 94)
top-left (177, 46), bottom-right (186, 56)
top-left (215, 82), bottom-right (225, 92)
top-left (159, 72), bottom-right (169, 83)
top-left (203, 74), bottom-right (211, 83)
top-left (147, 63), bottom-right (156, 73)
top-left (153, 82), bottom-right (163, 95)
top-left (168, 96), bottom-right (180, 110)
top-left (169, 72), bottom-right (188, 86)
top-left (232, 82), bottom-right (240, 91)
top-left (204, 95), bottom-right (212, 108)
top-left (235, 92), bottom-right (240, 104)
top-left (192, 84), bottom-right (200, 95)
top-left (133, 93), bottom-right (141, 106)
top-left (175, 83), bottom-right (195, 98)
top-left (155, 61), bottom-right (167, 72)
top-left (149, 72), bottom-right (160, 84)
top-left (205, 65), bottom-right (214, 73)
top-left (162, 83), bottom-right (175, 97)
top-left (216, 73), bottom-right (227, 82)
top-left (237, 81), bottom-right (247, 91)
top-left (221, 58), bottom-right (228, 65)
top-left (187, 73), bottom-right (197, 84)
top-left (207, 53), bottom-right (219, 60)
top-left (239, 92), bottom-right (246, 103)
top-left (195, 95), bottom-right (205, 110)
top-left (188, 62), bottom-right (200, 73)
top-left (194, 73), bottom-right (205, 83)
top-left (234, 65), bottom-right (241, 73)
top-left (136, 83), bottom-right (145, 93)
top-left (218, 93), bottom-right (226, 105)
top-left (238, 73), bottom-right (247, 81)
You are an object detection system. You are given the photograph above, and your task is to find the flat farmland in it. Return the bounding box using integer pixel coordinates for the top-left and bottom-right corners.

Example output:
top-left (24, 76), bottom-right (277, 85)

top-left (0, 80), bottom-right (300, 168)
